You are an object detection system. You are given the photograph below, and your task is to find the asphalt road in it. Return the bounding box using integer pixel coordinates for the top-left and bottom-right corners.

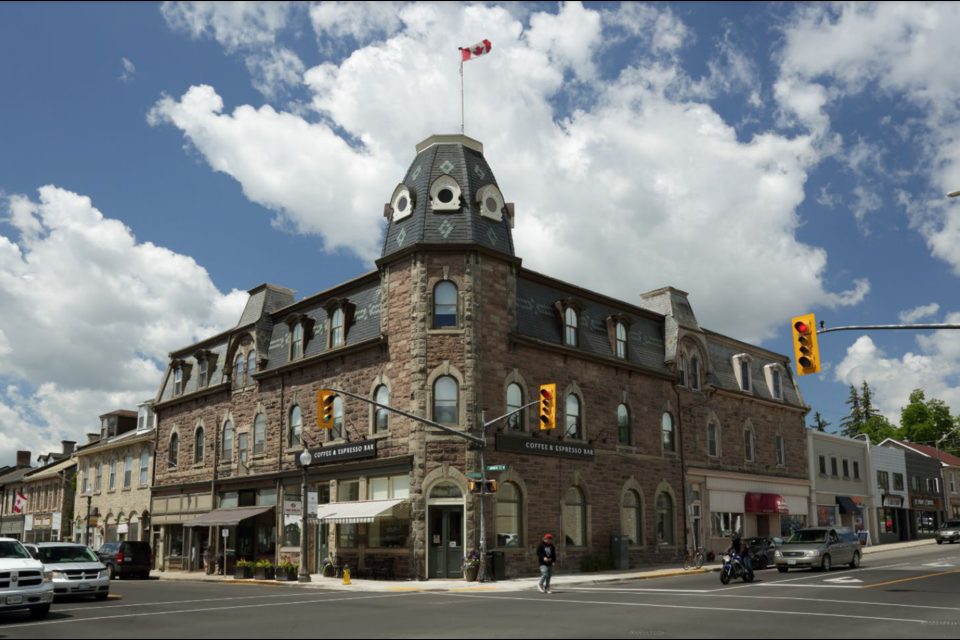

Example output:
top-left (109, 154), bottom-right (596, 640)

top-left (2, 543), bottom-right (960, 638)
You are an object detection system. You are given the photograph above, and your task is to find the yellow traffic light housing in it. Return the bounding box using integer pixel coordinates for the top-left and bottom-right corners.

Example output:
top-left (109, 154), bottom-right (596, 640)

top-left (791, 314), bottom-right (821, 376)
top-left (318, 389), bottom-right (337, 428)
top-left (539, 384), bottom-right (556, 430)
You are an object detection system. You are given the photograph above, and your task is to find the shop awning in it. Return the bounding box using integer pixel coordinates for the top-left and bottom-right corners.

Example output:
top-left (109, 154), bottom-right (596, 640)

top-left (745, 493), bottom-right (790, 515)
top-left (183, 506), bottom-right (273, 528)
top-left (836, 497), bottom-right (861, 515)
top-left (316, 499), bottom-right (410, 524)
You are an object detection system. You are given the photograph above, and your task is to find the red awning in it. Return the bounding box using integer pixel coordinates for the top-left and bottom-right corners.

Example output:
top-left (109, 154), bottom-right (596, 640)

top-left (745, 493), bottom-right (790, 515)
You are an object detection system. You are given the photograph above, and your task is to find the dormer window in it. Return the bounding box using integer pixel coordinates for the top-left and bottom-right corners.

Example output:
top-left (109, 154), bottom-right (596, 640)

top-left (606, 314), bottom-right (632, 360)
top-left (285, 314), bottom-right (315, 361)
top-left (733, 354), bottom-right (754, 393)
top-left (764, 364), bottom-right (785, 401)
top-left (331, 308), bottom-right (344, 347)
top-left (234, 353), bottom-right (244, 391)
top-left (199, 358), bottom-right (208, 388)
top-left (390, 184), bottom-right (415, 222)
top-left (324, 300), bottom-right (355, 349)
top-left (246, 350), bottom-right (256, 384)
top-left (476, 184), bottom-right (505, 221)
top-left (292, 323), bottom-right (304, 359)
top-left (429, 175), bottom-right (462, 212)
top-left (690, 356), bottom-right (702, 391)
top-left (174, 367), bottom-right (183, 396)
top-left (565, 308), bottom-right (578, 347)
top-left (679, 355), bottom-right (687, 387)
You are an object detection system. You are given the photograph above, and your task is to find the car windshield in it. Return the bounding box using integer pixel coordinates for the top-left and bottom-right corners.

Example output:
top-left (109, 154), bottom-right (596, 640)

top-left (0, 540), bottom-right (31, 559)
top-left (943, 521), bottom-right (960, 529)
top-left (744, 538), bottom-right (765, 551)
top-left (786, 530), bottom-right (827, 544)
top-left (38, 546), bottom-right (99, 563)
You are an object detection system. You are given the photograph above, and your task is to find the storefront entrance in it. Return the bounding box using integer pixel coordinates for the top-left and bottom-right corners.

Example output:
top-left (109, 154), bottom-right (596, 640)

top-left (428, 506), bottom-right (463, 579)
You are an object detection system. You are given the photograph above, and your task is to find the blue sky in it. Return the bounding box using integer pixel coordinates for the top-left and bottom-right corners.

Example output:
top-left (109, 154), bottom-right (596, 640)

top-left (2, 1), bottom-right (960, 465)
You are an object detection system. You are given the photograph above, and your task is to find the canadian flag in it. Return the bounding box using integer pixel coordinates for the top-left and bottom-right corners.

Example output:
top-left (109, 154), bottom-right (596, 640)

top-left (460, 39), bottom-right (492, 62)
top-left (13, 491), bottom-right (27, 514)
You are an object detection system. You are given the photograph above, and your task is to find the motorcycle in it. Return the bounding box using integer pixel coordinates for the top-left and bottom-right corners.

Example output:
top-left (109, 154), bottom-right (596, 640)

top-left (720, 553), bottom-right (754, 585)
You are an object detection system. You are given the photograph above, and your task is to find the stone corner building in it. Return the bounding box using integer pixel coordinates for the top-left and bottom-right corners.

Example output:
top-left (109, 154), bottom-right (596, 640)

top-left (152, 134), bottom-right (810, 580)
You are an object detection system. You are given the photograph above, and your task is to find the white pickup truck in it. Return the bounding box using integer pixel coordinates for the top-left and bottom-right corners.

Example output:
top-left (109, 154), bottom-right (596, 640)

top-left (0, 537), bottom-right (53, 619)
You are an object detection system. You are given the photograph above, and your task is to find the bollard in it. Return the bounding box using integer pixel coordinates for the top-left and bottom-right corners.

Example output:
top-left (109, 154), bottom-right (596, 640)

top-left (342, 566), bottom-right (351, 585)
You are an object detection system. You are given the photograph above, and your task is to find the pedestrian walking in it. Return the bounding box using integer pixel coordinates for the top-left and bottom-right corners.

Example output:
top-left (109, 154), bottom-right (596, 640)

top-left (536, 533), bottom-right (556, 594)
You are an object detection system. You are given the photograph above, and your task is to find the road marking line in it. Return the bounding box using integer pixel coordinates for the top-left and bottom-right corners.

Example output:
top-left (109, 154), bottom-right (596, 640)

top-left (562, 588), bottom-right (960, 612)
top-left (861, 569), bottom-right (960, 589)
top-left (443, 593), bottom-right (933, 625)
top-left (51, 591), bottom-right (345, 612)
top-left (0, 593), bottom-right (418, 630)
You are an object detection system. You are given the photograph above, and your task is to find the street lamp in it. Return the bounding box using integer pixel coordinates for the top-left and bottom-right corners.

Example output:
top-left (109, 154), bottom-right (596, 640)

top-left (85, 487), bottom-right (93, 549)
top-left (298, 449), bottom-right (312, 583)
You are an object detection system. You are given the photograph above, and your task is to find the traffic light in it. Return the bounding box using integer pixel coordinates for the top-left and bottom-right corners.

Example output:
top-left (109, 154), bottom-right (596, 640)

top-left (791, 314), bottom-right (821, 376)
top-left (469, 480), bottom-right (498, 493)
top-left (318, 389), bottom-right (337, 428)
top-left (539, 383), bottom-right (556, 431)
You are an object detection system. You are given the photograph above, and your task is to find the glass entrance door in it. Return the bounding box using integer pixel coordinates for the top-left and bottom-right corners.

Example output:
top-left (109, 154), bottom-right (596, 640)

top-left (428, 506), bottom-right (464, 579)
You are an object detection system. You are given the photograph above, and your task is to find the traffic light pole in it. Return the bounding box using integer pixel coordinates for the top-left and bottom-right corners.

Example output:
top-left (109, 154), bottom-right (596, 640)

top-left (818, 323), bottom-right (960, 335)
top-left (317, 387), bottom-right (539, 582)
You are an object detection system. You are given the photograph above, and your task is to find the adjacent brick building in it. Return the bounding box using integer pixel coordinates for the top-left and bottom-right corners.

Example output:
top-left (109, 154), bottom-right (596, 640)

top-left (21, 443), bottom-right (77, 543)
top-left (152, 134), bottom-right (810, 580)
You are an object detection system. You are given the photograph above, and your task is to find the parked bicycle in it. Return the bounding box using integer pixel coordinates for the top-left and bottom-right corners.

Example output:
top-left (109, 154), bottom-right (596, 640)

top-left (683, 546), bottom-right (705, 570)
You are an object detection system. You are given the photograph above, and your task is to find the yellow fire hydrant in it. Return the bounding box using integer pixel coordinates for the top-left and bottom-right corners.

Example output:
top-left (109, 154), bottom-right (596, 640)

top-left (342, 566), bottom-right (351, 585)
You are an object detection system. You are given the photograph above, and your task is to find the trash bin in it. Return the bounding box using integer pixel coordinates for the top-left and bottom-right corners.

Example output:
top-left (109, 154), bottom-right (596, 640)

top-left (486, 550), bottom-right (506, 581)
top-left (611, 534), bottom-right (630, 571)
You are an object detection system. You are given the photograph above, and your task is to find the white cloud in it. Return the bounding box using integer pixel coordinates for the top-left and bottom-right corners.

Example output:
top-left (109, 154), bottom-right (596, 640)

top-left (310, 1), bottom-right (405, 45)
top-left (777, 2), bottom-right (960, 271)
top-left (835, 331), bottom-right (960, 423)
top-left (0, 187), bottom-right (247, 466)
top-left (152, 2), bottom-right (867, 343)
top-left (900, 303), bottom-right (940, 324)
top-left (851, 185), bottom-right (882, 228)
top-left (245, 47), bottom-right (306, 98)
top-left (119, 57), bottom-right (136, 83)
top-left (160, 1), bottom-right (297, 52)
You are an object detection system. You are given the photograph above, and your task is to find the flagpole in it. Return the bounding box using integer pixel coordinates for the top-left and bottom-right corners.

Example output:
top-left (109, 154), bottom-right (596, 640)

top-left (460, 53), bottom-right (465, 134)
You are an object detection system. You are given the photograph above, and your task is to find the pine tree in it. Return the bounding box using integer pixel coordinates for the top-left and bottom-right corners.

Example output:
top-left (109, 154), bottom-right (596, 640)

top-left (861, 381), bottom-right (880, 420)
top-left (840, 384), bottom-right (865, 438)
top-left (811, 412), bottom-right (831, 432)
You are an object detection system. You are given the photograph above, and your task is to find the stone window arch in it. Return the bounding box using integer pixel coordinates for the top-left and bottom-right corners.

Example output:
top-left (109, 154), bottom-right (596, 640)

top-left (168, 432), bottom-right (179, 470)
top-left (194, 424), bottom-right (205, 465)
top-left (563, 483), bottom-right (588, 548)
top-left (254, 412), bottom-right (267, 456)
top-left (662, 411), bottom-right (677, 453)
top-left (370, 373), bottom-right (393, 435)
top-left (222, 417), bottom-right (235, 462)
top-left (563, 383), bottom-right (586, 441)
top-left (655, 487), bottom-right (677, 547)
top-left (427, 362), bottom-right (466, 428)
top-left (289, 405), bottom-right (302, 448)
top-left (621, 479), bottom-right (646, 547)
top-left (433, 281), bottom-right (458, 329)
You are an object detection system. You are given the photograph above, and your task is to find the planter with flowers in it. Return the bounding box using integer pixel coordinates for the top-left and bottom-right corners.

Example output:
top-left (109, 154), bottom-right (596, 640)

top-left (234, 559), bottom-right (254, 580)
top-left (276, 558), bottom-right (298, 582)
top-left (254, 558), bottom-right (275, 581)
top-left (462, 549), bottom-right (482, 582)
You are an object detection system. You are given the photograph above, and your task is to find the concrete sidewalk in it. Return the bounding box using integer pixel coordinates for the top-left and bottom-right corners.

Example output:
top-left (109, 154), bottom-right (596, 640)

top-left (150, 562), bottom-right (722, 593)
top-left (861, 538), bottom-right (935, 556)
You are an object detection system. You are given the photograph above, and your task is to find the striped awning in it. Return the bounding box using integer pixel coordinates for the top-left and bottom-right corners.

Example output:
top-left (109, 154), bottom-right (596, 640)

top-left (316, 499), bottom-right (410, 524)
top-left (183, 506), bottom-right (273, 528)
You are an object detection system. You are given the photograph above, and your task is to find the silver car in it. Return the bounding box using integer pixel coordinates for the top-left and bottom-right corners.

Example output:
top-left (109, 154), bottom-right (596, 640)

top-left (26, 543), bottom-right (109, 600)
top-left (936, 520), bottom-right (960, 545)
top-left (774, 526), bottom-right (862, 573)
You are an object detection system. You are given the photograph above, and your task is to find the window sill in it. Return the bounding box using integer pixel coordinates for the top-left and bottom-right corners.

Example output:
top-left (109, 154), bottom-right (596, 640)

top-left (367, 432), bottom-right (391, 441)
top-left (615, 445), bottom-right (637, 453)
top-left (427, 329), bottom-right (465, 336)
top-left (192, 463), bottom-right (205, 469)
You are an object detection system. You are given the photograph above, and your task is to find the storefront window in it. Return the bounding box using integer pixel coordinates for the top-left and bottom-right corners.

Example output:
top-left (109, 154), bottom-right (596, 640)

top-left (338, 480), bottom-right (360, 503)
top-left (562, 487), bottom-right (586, 547)
top-left (368, 475), bottom-right (409, 501)
top-left (880, 509), bottom-right (898, 534)
top-left (258, 488), bottom-right (277, 507)
top-left (817, 506), bottom-right (838, 527)
top-left (169, 525), bottom-right (184, 557)
top-left (656, 493), bottom-right (675, 546)
top-left (257, 512), bottom-right (276, 557)
top-left (338, 524), bottom-right (358, 548)
top-left (780, 515), bottom-right (806, 538)
top-left (496, 482), bottom-right (522, 548)
top-left (712, 512), bottom-right (743, 538)
top-left (917, 511), bottom-right (939, 534)
top-left (220, 492), bottom-right (239, 509)
top-left (368, 520), bottom-right (410, 548)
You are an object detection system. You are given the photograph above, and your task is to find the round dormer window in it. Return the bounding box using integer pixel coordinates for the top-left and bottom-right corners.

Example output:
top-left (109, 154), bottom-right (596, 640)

top-left (398, 196), bottom-right (409, 213)
top-left (476, 184), bottom-right (505, 221)
top-left (430, 175), bottom-right (462, 212)
top-left (439, 189), bottom-right (455, 204)
top-left (485, 197), bottom-right (498, 214)
top-left (391, 184), bottom-right (415, 222)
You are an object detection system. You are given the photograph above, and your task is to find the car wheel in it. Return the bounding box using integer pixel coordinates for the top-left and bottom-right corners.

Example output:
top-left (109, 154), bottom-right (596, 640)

top-left (937, 540), bottom-right (943, 545)
top-left (107, 564), bottom-right (115, 580)
top-left (777, 567), bottom-right (789, 574)
top-left (30, 604), bottom-right (51, 619)
top-left (822, 555), bottom-right (832, 572)
top-left (849, 552), bottom-right (861, 569)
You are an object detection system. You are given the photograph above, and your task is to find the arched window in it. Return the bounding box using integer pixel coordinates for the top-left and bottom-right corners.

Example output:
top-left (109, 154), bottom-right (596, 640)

top-left (329, 397), bottom-right (344, 441)
top-left (616, 322), bottom-right (628, 359)
top-left (618, 404), bottom-right (631, 445)
top-left (194, 427), bottom-right (204, 465)
top-left (254, 414), bottom-right (266, 455)
top-left (291, 323), bottom-right (303, 359)
top-left (708, 423), bottom-right (720, 458)
top-left (222, 420), bottom-right (234, 460)
top-left (507, 383), bottom-right (524, 431)
top-left (690, 357), bottom-right (701, 391)
top-left (429, 482), bottom-right (463, 500)
top-left (656, 493), bottom-right (675, 546)
top-left (565, 394), bottom-right (582, 440)
top-left (622, 490), bottom-right (642, 546)
top-left (679, 355), bottom-right (687, 387)
top-left (434, 282), bottom-right (458, 329)
top-left (496, 482), bottom-right (522, 548)
top-left (433, 376), bottom-right (459, 425)
top-left (246, 350), bottom-right (256, 386)
top-left (331, 308), bottom-right (345, 347)
top-left (563, 486), bottom-right (586, 547)
top-left (169, 434), bottom-right (179, 469)
top-left (564, 308), bottom-right (579, 347)
top-left (375, 385), bottom-right (390, 433)
top-left (662, 413), bottom-right (676, 452)
top-left (744, 429), bottom-right (755, 463)
top-left (289, 406), bottom-right (302, 447)
top-left (174, 367), bottom-right (183, 396)
top-left (234, 354), bottom-right (244, 391)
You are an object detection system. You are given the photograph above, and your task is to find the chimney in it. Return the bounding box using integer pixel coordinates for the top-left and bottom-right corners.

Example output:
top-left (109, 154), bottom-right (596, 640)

top-left (16, 451), bottom-right (31, 468)
top-left (62, 441), bottom-right (76, 456)
top-left (87, 433), bottom-right (101, 445)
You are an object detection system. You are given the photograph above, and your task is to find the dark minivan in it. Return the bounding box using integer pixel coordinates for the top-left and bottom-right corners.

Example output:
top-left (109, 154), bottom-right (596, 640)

top-left (96, 541), bottom-right (152, 580)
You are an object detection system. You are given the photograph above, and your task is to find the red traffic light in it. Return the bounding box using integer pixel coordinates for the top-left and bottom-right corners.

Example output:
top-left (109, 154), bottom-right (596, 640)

top-left (794, 321), bottom-right (809, 334)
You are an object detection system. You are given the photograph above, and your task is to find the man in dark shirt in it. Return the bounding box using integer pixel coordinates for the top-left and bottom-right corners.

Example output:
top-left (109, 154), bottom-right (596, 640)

top-left (536, 534), bottom-right (557, 594)
top-left (725, 532), bottom-right (753, 579)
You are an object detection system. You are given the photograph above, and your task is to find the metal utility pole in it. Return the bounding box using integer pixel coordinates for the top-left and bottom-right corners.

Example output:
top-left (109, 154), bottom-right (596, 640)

top-left (818, 324), bottom-right (960, 335)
